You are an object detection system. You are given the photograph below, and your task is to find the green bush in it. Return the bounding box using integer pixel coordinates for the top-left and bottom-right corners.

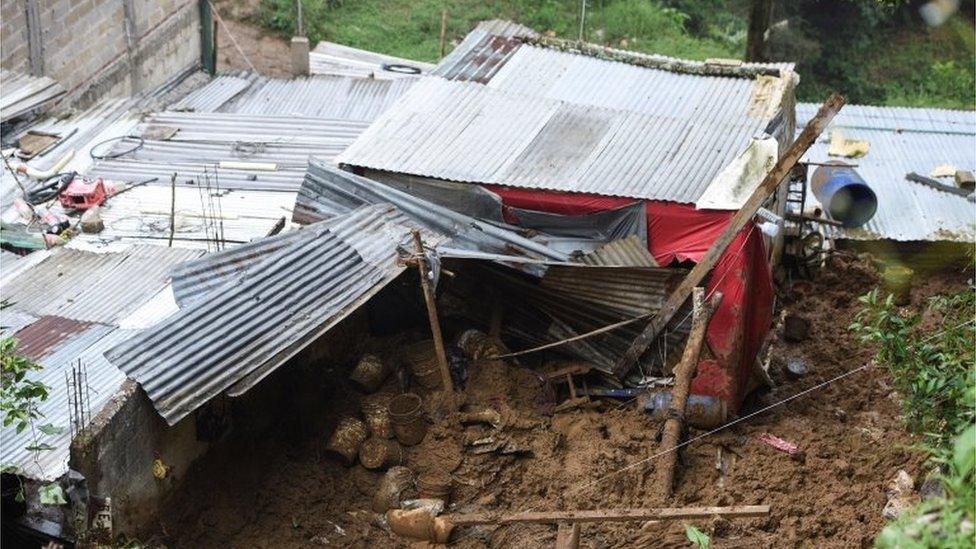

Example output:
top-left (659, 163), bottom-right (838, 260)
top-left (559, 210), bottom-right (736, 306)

top-left (851, 287), bottom-right (976, 547)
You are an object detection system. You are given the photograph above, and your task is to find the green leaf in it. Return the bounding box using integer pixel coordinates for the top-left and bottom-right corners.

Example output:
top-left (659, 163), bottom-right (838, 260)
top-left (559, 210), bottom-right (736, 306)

top-left (37, 423), bottom-right (64, 436)
top-left (0, 463), bottom-right (18, 474)
top-left (38, 483), bottom-right (67, 505)
top-left (684, 524), bottom-right (710, 549)
top-left (952, 424), bottom-right (975, 478)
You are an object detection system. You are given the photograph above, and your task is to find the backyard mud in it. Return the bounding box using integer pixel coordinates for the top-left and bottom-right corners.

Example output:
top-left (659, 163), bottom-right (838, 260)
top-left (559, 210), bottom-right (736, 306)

top-left (156, 255), bottom-right (969, 548)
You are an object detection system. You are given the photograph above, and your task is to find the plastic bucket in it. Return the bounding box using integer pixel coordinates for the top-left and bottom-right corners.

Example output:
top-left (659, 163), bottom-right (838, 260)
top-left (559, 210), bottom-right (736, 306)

top-left (349, 354), bottom-right (391, 393)
top-left (389, 393), bottom-right (428, 446)
top-left (362, 393), bottom-right (395, 439)
top-left (403, 341), bottom-right (442, 389)
top-left (325, 417), bottom-right (368, 466)
top-left (360, 437), bottom-right (405, 470)
top-left (811, 164), bottom-right (878, 228)
top-left (372, 466), bottom-right (415, 513)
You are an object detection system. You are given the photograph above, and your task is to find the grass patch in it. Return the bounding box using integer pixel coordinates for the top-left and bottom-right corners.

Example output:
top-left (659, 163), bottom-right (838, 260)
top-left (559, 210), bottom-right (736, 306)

top-left (252, 0), bottom-right (973, 109)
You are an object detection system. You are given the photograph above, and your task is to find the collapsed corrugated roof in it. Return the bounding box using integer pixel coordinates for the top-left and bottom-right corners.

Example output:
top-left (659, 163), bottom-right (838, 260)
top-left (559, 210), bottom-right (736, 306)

top-left (106, 204), bottom-right (446, 425)
top-left (337, 77), bottom-right (783, 204)
top-left (798, 103), bottom-right (976, 242)
top-left (0, 69), bottom-right (65, 122)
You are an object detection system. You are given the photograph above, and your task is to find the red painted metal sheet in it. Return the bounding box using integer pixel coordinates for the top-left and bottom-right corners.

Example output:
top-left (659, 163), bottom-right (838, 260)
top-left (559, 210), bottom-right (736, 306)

top-left (12, 315), bottom-right (98, 361)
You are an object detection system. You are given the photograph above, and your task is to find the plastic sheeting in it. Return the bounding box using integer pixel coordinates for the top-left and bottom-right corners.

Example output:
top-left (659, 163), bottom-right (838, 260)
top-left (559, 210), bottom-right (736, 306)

top-left (485, 186), bottom-right (774, 414)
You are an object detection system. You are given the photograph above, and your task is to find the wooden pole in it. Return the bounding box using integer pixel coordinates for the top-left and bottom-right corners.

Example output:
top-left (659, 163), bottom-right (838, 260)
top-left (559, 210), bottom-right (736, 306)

top-left (438, 9), bottom-right (448, 60)
top-left (411, 230), bottom-right (453, 395)
top-left (445, 505), bottom-right (770, 526)
top-left (658, 288), bottom-right (723, 499)
top-left (167, 172), bottom-right (177, 247)
top-left (611, 92), bottom-right (845, 378)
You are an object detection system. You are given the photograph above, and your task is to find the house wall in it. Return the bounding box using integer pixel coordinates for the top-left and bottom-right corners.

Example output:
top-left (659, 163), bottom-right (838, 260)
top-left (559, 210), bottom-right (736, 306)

top-left (0, 0), bottom-right (202, 106)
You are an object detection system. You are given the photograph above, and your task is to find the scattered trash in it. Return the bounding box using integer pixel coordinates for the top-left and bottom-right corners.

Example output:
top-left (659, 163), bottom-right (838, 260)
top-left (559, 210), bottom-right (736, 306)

top-left (929, 163), bottom-right (957, 178)
top-left (954, 170), bottom-right (975, 191)
top-left (388, 393), bottom-right (427, 446)
top-left (16, 130), bottom-right (61, 159)
top-left (59, 176), bottom-right (108, 211)
top-left (785, 356), bottom-right (809, 378)
top-left (325, 417), bottom-right (369, 466)
top-left (827, 130), bottom-right (870, 158)
top-left (401, 498), bottom-right (445, 515)
top-left (80, 206), bottom-right (104, 234)
top-left (466, 435), bottom-right (532, 457)
top-left (783, 314), bottom-right (810, 342)
top-left (883, 470), bottom-right (919, 520)
top-left (757, 433), bottom-right (802, 458)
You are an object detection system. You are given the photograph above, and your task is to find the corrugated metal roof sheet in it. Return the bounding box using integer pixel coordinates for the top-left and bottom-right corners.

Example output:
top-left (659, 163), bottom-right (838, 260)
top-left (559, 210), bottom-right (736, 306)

top-left (337, 78), bottom-right (775, 204)
top-left (226, 74), bottom-right (416, 120)
top-left (106, 204), bottom-right (446, 425)
top-left (309, 41), bottom-right (434, 79)
top-left (170, 73), bottom-right (257, 111)
top-left (0, 324), bottom-right (132, 481)
top-left (0, 69), bottom-right (65, 122)
top-left (1, 245), bottom-right (202, 324)
top-left (86, 111), bottom-right (369, 193)
top-left (797, 103), bottom-right (976, 242)
top-left (10, 315), bottom-right (97, 361)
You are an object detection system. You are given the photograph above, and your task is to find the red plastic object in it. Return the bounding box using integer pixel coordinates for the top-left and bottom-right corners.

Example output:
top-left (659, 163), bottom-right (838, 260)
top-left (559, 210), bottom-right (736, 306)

top-left (758, 433), bottom-right (800, 455)
top-left (59, 177), bottom-right (107, 211)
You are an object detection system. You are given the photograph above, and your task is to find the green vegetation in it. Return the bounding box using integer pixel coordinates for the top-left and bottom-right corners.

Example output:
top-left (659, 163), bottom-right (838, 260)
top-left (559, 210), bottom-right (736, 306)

top-left (253, 0), bottom-right (974, 109)
top-left (851, 288), bottom-right (976, 547)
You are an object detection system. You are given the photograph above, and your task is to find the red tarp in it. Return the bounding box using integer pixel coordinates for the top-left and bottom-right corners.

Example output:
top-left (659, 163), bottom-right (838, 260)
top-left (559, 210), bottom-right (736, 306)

top-left (487, 186), bottom-right (774, 414)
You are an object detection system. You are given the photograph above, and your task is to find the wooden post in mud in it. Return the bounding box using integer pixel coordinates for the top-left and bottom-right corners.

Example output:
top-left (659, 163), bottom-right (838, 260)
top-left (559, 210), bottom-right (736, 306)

top-left (439, 9), bottom-right (448, 60)
top-left (658, 287), bottom-right (723, 499)
top-left (411, 230), bottom-right (454, 400)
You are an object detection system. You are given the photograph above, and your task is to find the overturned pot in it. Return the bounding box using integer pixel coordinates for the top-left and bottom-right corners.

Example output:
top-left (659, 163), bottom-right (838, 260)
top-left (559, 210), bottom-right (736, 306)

top-left (360, 437), bottom-right (405, 471)
top-left (389, 393), bottom-right (428, 446)
top-left (349, 354), bottom-right (392, 393)
top-left (416, 472), bottom-right (453, 504)
top-left (372, 466), bottom-right (415, 513)
top-left (403, 341), bottom-right (442, 389)
top-left (325, 417), bottom-right (368, 466)
top-left (361, 393), bottom-right (395, 439)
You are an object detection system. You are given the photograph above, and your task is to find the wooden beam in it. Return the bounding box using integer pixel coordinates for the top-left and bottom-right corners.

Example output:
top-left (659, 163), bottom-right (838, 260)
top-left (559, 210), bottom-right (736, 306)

top-left (445, 505), bottom-right (770, 526)
top-left (411, 231), bottom-right (454, 397)
top-left (611, 92), bottom-right (845, 378)
top-left (555, 522), bottom-right (581, 549)
top-left (658, 288), bottom-right (723, 498)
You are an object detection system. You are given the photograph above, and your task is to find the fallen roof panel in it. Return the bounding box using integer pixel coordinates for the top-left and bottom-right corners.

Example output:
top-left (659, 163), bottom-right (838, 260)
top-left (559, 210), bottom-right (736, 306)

top-left (106, 204), bottom-right (445, 425)
top-left (0, 69), bottom-right (65, 122)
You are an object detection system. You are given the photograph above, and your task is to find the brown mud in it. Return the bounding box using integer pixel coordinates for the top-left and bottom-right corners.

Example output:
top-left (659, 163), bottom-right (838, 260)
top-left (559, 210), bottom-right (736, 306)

top-left (158, 255), bottom-right (969, 548)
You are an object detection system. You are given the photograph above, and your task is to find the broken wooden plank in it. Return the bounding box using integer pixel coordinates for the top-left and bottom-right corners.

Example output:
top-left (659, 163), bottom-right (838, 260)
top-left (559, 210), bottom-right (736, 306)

top-left (611, 92), bottom-right (845, 378)
top-left (906, 172), bottom-right (971, 197)
top-left (658, 288), bottom-right (723, 498)
top-left (445, 505), bottom-right (770, 526)
top-left (555, 522), bottom-right (581, 549)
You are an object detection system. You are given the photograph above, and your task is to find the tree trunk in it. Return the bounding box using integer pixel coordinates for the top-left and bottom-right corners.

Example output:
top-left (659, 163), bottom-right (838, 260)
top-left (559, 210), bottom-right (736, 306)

top-left (746, 0), bottom-right (773, 62)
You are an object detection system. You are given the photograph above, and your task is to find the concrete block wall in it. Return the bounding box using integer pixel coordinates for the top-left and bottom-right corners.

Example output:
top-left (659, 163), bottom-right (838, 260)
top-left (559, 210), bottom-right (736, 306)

top-left (1, 0), bottom-right (202, 106)
top-left (0, 0), bottom-right (30, 73)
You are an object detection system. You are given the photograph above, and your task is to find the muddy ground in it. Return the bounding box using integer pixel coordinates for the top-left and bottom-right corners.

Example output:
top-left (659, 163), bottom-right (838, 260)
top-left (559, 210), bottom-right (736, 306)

top-left (152, 255), bottom-right (969, 548)
top-left (212, 0), bottom-right (292, 77)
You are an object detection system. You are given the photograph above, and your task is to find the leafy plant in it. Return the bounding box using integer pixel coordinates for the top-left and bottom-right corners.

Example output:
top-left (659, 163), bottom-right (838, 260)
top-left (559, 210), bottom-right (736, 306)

top-left (1, 337), bottom-right (64, 505)
top-left (684, 524), bottom-right (711, 548)
top-left (1, 337), bottom-right (49, 434)
top-left (851, 286), bottom-right (976, 547)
